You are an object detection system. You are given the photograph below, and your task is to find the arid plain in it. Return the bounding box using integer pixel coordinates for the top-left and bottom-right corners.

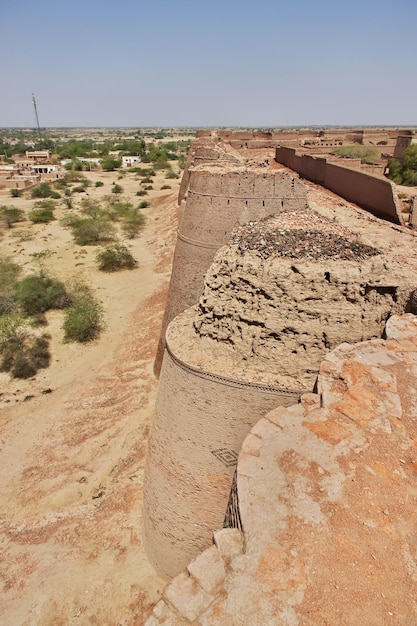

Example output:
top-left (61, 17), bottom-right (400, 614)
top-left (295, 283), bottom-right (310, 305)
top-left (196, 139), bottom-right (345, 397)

top-left (0, 166), bottom-right (179, 624)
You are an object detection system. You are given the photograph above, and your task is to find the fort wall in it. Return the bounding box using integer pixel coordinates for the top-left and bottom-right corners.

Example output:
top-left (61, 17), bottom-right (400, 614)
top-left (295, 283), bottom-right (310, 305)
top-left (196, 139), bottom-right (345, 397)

top-left (154, 166), bottom-right (307, 374)
top-left (275, 146), bottom-right (402, 224)
top-left (144, 319), bottom-right (300, 579)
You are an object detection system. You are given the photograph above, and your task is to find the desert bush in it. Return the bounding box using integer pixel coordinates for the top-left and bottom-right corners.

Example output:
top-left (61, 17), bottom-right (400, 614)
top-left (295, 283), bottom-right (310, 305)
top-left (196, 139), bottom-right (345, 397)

top-left (0, 319), bottom-right (50, 378)
top-left (96, 243), bottom-right (138, 271)
top-left (72, 185), bottom-right (87, 193)
top-left (0, 257), bottom-right (21, 314)
top-left (138, 201), bottom-right (149, 208)
top-left (0, 205), bottom-right (25, 228)
top-left (143, 185), bottom-right (153, 190)
top-left (121, 208), bottom-right (145, 238)
top-left (111, 183), bottom-right (123, 194)
top-left (31, 182), bottom-right (61, 199)
top-left (165, 171), bottom-right (180, 179)
top-left (10, 188), bottom-right (23, 197)
top-left (28, 203), bottom-right (55, 223)
top-left (153, 160), bottom-right (171, 170)
top-left (9, 229), bottom-right (33, 242)
top-left (135, 190), bottom-right (148, 196)
top-left (63, 283), bottom-right (103, 343)
top-left (161, 184), bottom-right (171, 190)
top-left (140, 177), bottom-right (153, 184)
top-left (95, 180), bottom-right (104, 187)
top-left (14, 273), bottom-right (69, 315)
top-left (67, 216), bottom-right (116, 245)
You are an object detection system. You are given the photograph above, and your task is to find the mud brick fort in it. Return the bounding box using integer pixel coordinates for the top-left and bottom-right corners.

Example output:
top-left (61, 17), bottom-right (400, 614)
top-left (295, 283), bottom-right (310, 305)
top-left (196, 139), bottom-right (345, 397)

top-left (143, 129), bottom-right (417, 624)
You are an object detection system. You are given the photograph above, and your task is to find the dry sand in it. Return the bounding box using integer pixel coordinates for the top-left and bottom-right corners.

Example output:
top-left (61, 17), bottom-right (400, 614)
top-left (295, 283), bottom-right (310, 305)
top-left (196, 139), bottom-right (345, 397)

top-left (0, 168), bottom-right (178, 624)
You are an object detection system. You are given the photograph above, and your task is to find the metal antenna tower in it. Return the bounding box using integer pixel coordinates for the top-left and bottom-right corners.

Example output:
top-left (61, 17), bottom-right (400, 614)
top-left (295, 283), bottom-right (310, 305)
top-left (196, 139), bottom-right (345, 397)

top-left (32, 93), bottom-right (41, 137)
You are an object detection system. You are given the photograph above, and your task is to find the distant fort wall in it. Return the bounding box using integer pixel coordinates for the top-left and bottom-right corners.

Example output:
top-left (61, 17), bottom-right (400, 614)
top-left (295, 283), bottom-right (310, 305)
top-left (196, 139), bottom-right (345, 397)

top-left (275, 146), bottom-right (403, 224)
top-left (144, 316), bottom-right (301, 578)
top-left (154, 167), bottom-right (307, 374)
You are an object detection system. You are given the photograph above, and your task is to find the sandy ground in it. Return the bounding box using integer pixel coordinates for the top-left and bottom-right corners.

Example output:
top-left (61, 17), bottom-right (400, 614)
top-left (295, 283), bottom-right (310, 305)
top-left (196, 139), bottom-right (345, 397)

top-left (0, 167), bottom-right (179, 624)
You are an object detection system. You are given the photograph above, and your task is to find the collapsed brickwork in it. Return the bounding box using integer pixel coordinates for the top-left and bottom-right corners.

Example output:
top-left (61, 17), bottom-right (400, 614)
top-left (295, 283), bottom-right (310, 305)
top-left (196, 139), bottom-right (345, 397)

top-left (146, 314), bottom-right (417, 625)
top-left (144, 136), bottom-right (417, 581)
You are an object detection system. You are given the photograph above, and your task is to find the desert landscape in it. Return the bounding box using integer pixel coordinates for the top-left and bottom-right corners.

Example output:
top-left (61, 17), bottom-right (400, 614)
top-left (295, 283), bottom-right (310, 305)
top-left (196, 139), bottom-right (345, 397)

top-left (1, 128), bottom-right (417, 625)
top-left (0, 158), bottom-right (181, 624)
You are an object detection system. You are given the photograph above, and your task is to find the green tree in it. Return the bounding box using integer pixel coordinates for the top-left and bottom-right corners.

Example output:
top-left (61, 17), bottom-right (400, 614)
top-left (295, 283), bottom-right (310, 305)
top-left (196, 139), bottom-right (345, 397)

top-left (101, 156), bottom-right (121, 171)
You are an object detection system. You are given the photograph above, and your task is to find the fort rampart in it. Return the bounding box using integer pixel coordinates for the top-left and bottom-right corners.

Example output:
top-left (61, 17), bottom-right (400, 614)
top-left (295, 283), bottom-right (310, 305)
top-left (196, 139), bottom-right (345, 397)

top-left (154, 166), bottom-right (307, 374)
top-left (144, 312), bottom-right (301, 578)
top-left (275, 146), bottom-right (403, 224)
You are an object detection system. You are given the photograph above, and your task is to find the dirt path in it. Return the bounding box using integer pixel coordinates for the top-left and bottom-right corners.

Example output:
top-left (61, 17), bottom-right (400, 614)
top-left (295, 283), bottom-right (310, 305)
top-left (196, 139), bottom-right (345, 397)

top-left (0, 183), bottom-right (178, 625)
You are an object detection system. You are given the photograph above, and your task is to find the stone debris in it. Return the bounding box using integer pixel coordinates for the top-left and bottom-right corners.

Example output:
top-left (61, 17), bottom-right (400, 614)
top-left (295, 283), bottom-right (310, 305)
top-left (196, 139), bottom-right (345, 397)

top-left (231, 209), bottom-right (381, 261)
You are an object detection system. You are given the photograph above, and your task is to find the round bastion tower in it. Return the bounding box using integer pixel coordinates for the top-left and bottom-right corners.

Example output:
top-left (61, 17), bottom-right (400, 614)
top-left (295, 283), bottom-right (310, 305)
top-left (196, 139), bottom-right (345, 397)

top-left (144, 205), bottom-right (416, 579)
top-left (154, 162), bottom-right (307, 374)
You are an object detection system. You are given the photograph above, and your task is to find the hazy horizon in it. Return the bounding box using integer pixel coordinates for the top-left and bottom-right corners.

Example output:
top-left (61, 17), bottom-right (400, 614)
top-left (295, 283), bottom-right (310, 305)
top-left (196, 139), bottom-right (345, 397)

top-left (2, 0), bottom-right (416, 128)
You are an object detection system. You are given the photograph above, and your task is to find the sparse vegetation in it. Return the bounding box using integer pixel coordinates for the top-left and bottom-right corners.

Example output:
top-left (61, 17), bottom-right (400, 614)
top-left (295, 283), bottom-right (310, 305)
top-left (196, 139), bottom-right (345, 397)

top-left (333, 144), bottom-right (380, 165)
top-left (28, 200), bottom-right (57, 223)
top-left (95, 180), bottom-right (104, 187)
top-left (96, 243), bottom-right (138, 272)
top-left (0, 257), bottom-right (21, 314)
top-left (10, 188), bottom-right (23, 198)
top-left (0, 205), bottom-right (25, 228)
top-left (13, 273), bottom-right (69, 315)
top-left (63, 282), bottom-right (103, 343)
top-left (111, 183), bottom-right (123, 194)
top-left (0, 313), bottom-right (50, 379)
top-left (31, 182), bottom-right (61, 199)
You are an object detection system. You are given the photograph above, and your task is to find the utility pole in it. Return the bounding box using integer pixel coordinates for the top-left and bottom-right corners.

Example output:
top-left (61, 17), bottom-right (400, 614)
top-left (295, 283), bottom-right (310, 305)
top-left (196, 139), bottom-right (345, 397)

top-left (32, 93), bottom-right (41, 138)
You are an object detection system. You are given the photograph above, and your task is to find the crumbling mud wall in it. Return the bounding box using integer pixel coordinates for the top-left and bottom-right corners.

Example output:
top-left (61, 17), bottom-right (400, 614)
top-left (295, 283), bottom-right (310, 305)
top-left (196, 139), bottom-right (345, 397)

top-left (144, 206), bottom-right (416, 579)
top-left (154, 166), bottom-right (307, 374)
top-left (275, 146), bottom-right (403, 224)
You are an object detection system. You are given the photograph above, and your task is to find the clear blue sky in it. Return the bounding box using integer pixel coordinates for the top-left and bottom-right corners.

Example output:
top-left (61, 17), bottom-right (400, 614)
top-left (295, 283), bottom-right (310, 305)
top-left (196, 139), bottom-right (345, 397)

top-left (1, 0), bottom-right (416, 128)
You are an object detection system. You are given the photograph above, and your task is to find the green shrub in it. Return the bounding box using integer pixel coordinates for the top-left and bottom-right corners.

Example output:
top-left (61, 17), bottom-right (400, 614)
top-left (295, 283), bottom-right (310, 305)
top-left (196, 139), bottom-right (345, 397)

top-left (96, 243), bottom-right (138, 271)
top-left (138, 201), bottom-right (149, 209)
top-left (153, 160), bottom-right (171, 170)
top-left (165, 171), bottom-right (180, 179)
top-left (143, 185), bottom-right (153, 190)
top-left (67, 216), bottom-right (116, 245)
top-left (0, 257), bottom-right (21, 314)
top-left (10, 188), bottom-right (23, 198)
top-left (135, 190), bottom-right (148, 196)
top-left (95, 180), bottom-right (104, 187)
top-left (111, 183), bottom-right (123, 194)
top-left (161, 184), bottom-right (171, 190)
top-left (31, 182), bottom-right (61, 199)
top-left (28, 205), bottom-right (55, 223)
top-left (333, 144), bottom-right (380, 164)
top-left (63, 284), bottom-right (103, 343)
top-left (121, 209), bottom-right (146, 238)
top-left (141, 177), bottom-right (153, 184)
top-left (0, 323), bottom-right (50, 378)
top-left (14, 273), bottom-right (69, 315)
top-left (72, 185), bottom-right (87, 193)
top-left (0, 205), bottom-right (25, 227)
